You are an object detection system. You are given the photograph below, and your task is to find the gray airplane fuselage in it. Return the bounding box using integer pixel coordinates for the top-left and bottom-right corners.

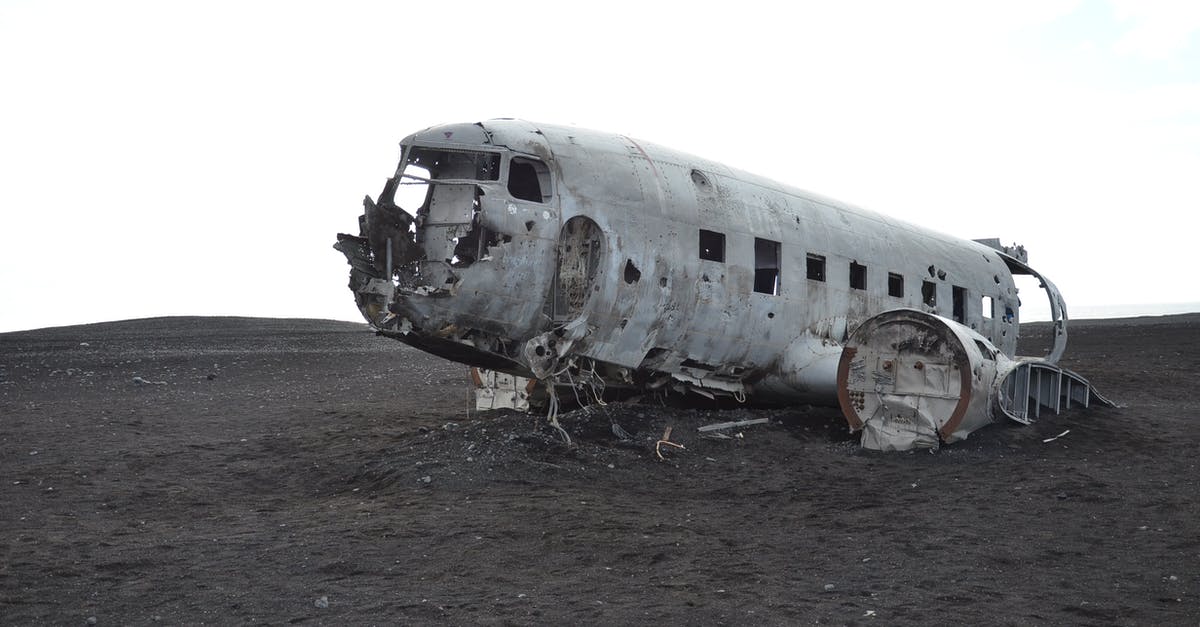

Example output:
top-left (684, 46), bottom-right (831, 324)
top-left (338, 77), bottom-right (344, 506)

top-left (336, 119), bottom-right (1093, 448)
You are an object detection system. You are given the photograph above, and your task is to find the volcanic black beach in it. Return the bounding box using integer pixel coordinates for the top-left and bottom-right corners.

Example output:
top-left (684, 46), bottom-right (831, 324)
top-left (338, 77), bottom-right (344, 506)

top-left (1, 314), bottom-right (1197, 624)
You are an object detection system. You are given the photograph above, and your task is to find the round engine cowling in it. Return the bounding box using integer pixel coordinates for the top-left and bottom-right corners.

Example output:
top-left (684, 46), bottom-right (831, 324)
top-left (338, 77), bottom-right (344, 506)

top-left (837, 309), bottom-right (1004, 450)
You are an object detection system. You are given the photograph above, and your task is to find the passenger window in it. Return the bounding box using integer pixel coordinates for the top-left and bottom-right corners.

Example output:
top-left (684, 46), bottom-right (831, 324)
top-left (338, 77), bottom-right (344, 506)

top-left (922, 281), bottom-right (937, 307)
top-left (849, 261), bottom-right (866, 290)
top-left (508, 157), bottom-right (550, 203)
top-left (699, 229), bottom-right (725, 262)
top-left (807, 254), bottom-right (826, 281)
top-left (952, 286), bottom-right (966, 323)
top-left (888, 272), bottom-right (904, 298)
top-left (754, 238), bottom-right (781, 295)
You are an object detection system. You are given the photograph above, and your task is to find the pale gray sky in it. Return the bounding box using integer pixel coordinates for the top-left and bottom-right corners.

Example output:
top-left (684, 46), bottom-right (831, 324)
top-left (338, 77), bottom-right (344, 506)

top-left (2, 0), bottom-right (1198, 331)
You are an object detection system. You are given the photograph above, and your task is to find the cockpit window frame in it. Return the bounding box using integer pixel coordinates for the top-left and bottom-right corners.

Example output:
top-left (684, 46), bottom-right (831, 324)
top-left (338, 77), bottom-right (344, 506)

top-left (402, 146), bottom-right (502, 183)
top-left (507, 155), bottom-right (553, 204)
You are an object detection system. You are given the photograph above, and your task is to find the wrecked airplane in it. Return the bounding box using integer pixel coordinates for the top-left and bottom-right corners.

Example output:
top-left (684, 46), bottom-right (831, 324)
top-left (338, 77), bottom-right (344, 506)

top-left (335, 119), bottom-right (1111, 450)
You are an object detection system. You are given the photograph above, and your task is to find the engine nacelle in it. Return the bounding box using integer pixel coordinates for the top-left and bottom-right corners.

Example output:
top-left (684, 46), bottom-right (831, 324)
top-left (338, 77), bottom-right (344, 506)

top-left (837, 309), bottom-right (1013, 450)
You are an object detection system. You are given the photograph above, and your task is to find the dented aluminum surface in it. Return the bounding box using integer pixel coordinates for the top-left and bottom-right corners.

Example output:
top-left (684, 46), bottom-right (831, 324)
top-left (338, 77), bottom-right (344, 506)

top-left (336, 119), bottom-right (1110, 450)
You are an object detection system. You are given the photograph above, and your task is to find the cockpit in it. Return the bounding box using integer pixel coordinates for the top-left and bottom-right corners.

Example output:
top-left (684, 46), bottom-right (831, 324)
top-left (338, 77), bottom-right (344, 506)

top-left (376, 145), bottom-right (554, 278)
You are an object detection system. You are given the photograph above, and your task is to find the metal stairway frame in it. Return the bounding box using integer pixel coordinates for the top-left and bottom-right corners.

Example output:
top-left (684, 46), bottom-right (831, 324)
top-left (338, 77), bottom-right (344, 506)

top-left (998, 361), bottom-right (1115, 425)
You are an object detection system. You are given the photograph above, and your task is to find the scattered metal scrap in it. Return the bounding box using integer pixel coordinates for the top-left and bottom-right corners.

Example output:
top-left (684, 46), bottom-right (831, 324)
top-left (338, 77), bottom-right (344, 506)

top-left (655, 426), bottom-right (685, 461)
top-left (697, 418), bottom-right (771, 433)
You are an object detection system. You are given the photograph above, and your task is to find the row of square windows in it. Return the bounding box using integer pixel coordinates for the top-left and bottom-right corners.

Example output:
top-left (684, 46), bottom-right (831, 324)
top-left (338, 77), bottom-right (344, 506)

top-left (699, 228), bottom-right (943, 306)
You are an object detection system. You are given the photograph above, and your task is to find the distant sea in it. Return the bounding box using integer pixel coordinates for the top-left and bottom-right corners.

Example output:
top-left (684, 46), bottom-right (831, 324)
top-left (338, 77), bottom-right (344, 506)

top-left (1021, 302), bottom-right (1200, 322)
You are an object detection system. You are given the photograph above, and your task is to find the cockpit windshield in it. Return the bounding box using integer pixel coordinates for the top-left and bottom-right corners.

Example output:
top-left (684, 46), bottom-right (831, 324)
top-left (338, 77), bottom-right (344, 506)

top-left (393, 147), bottom-right (501, 214)
top-left (407, 147), bottom-right (500, 181)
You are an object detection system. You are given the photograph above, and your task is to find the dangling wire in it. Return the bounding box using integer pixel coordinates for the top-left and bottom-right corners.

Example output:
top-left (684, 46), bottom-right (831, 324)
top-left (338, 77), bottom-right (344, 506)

top-left (563, 363), bottom-right (586, 409)
top-left (584, 358), bottom-right (608, 406)
top-left (544, 378), bottom-right (571, 445)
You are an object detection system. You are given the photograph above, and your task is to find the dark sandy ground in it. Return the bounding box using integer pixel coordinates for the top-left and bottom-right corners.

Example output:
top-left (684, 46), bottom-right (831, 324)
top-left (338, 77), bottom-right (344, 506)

top-left (1, 314), bottom-right (1197, 625)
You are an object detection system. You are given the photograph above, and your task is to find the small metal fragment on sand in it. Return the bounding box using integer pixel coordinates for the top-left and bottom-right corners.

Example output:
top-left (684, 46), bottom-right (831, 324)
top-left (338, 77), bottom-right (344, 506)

top-left (697, 418), bottom-right (770, 433)
top-left (1042, 429), bottom-right (1070, 443)
top-left (655, 425), bottom-right (685, 461)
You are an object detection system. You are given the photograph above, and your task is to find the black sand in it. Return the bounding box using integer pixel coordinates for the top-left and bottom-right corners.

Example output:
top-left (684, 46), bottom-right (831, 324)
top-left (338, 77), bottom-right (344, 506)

top-left (2, 314), bottom-right (1197, 624)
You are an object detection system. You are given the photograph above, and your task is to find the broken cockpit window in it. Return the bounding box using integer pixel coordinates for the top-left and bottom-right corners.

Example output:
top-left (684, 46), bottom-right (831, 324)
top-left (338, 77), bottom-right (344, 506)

top-left (390, 147), bottom-right (501, 218)
top-left (408, 147), bottom-right (500, 181)
top-left (386, 147), bottom-right (505, 273)
top-left (508, 157), bottom-right (552, 203)
top-left (392, 163), bottom-right (430, 219)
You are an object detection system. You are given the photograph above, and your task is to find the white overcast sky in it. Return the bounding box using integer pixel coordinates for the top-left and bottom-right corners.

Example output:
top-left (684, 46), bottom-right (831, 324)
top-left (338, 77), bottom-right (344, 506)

top-left (2, 0), bottom-right (1198, 332)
